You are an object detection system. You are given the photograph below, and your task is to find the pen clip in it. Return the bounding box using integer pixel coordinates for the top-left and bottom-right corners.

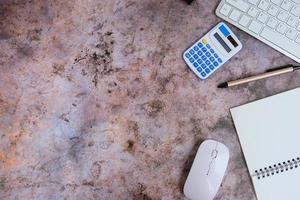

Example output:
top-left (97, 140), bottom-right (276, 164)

top-left (266, 65), bottom-right (294, 72)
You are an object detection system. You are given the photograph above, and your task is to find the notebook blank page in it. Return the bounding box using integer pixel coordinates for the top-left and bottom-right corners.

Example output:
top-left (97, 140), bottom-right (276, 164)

top-left (252, 169), bottom-right (300, 200)
top-left (231, 87), bottom-right (300, 200)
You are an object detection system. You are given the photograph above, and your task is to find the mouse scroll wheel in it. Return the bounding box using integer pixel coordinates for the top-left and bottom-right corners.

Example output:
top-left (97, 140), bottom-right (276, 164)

top-left (211, 149), bottom-right (218, 158)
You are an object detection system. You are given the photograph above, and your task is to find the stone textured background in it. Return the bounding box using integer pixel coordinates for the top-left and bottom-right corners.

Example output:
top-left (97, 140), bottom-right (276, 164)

top-left (0, 0), bottom-right (300, 199)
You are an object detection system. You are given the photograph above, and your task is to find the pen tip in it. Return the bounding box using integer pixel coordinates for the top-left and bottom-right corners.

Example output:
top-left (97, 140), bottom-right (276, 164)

top-left (218, 82), bottom-right (228, 88)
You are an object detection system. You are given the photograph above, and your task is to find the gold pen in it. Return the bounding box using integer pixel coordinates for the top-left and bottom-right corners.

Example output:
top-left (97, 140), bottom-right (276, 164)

top-left (218, 65), bottom-right (300, 88)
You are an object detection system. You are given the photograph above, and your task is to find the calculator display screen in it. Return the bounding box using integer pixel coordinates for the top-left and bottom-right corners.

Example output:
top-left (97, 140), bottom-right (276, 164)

top-left (214, 32), bottom-right (231, 53)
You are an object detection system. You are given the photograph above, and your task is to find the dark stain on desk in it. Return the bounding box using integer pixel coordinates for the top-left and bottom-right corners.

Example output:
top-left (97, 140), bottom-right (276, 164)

top-left (142, 100), bottom-right (165, 118)
top-left (74, 31), bottom-right (116, 87)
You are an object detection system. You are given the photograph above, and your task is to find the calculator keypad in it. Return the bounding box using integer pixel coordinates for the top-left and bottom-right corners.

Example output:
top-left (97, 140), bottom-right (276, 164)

top-left (185, 42), bottom-right (222, 79)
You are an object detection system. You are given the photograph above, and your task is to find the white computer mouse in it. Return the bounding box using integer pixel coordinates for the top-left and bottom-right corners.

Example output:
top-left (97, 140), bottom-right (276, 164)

top-left (183, 139), bottom-right (230, 200)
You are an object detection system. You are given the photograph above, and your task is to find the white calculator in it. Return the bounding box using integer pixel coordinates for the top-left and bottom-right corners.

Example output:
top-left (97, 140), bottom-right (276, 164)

top-left (183, 22), bottom-right (243, 79)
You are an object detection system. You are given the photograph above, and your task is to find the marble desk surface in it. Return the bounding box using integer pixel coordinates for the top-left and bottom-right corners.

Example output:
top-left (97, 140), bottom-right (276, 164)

top-left (0, 0), bottom-right (300, 199)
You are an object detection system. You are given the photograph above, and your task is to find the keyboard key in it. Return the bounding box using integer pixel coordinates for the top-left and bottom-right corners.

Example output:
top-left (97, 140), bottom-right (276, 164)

top-left (248, 7), bottom-right (258, 17)
top-left (209, 57), bottom-right (215, 62)
top-left (193, 46), bottom-right (199, 51)
top-left (201, 55), bottom-right (207, 60)
top-left (249, 20), bottom-right (263, 34)
top-left (281, 0), bottom-right (293, 10)
top-left (214, 53), bottom-right (219, 58)
top-left (296, 35), bottom-right (300, 44)
top-left (258, 12), bottom-right (269, 23)
top-left (206, 44), bottom-right (211, 49)
top-left (205, 68), bottom-right (210, 73)
top-left (205, 60), bottom-right (211, 65)
top-left (249, 0), bottom-right (260, 5)
top-left (276, 22), bottom-right (288, 34)
top-left (258, 0), bottom-right (270, 11)
top-left (210, 49), bottom-right (215, 53)
top-left (248, 7), bottom-right (259, 17)
top-left (286, 28), bottom-right (298, 40)
top-left (261, 27), bottom-right (300, 57)
top-left (205, 52), bottom-right (211, 57)
top-left (267, 17), bottom-right (279, 28)
top-left (197, 67), bottom-right (203, 72)
top-left (189, 49), bottom-right (195, 54)
top-left (226, 0), bottom-right (250, 12)
top-left (193, 54), bottom-right (199, 59)
top-left (239, 15), bottom-right (251, 26)
top-left (229, 9), bottom-right (242, 21)
top-left (213, 61), bottom-right (219, 66)
top-left (201, 63), bottom-right (206, 69)
top-left (268, 5), bottom-right (279, 16)
top-left (220, 4), bottom-right (233, 16)
top-left (218, 58), bottom-right (223, 63)
top-left (291, 6), bottom-right (300, 16)
top-left (189, 57), bottom-right (195, 63)
top-left (202, 47), bottom-right (207, 52)
top-left (209, 65), bottom-right (215, 70)
top-left (201, 72), bottom-right (206, 77)
top-left (185, 52), bottom-right (191, 58)
top-left (271, 0), bottom-right (283, 5)
top-left (197, 51), bottom-right (203, 56)
top-left (287, 16), bottom-right (299, 27)
top-left (198, 43), bottom-right (203, 48)
top-left (193, 62), bottom-right (199, 68)
top-left (277, 10), bottom-right (289, 21)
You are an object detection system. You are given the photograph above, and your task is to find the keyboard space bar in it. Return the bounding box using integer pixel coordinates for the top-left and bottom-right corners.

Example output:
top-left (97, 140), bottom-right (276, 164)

top-left (260, 27), bottom-right (300, 59)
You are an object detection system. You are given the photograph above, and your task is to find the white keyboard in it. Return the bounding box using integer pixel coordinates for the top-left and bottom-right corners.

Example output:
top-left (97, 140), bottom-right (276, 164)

top-left (216, 0), bottom-right (300, 63)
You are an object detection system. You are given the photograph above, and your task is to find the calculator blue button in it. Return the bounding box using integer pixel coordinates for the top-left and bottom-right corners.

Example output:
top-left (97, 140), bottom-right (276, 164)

top-left (219, 24), bottom-right (230, 37)
top-left (210, 49), bottom-right (215, 53)
top-left (209, 57), bottom-right (215, 62)
top-left (214, 53), bottom-right (219, 58)
top-left (193, 62), bottom-right (199, 68)
top-left (189, 58), bottom-right (195, 63)
top-left (197, 59), bottom-right (203, 64)
top-left (218, 58), bottom-right (223, 63)
top-left (198, 43), bottom-right (203, 48)
top-left (201, 72), bottom-right (206, 77)
top-left (201, 55), bottom-right (207, 60)
top-left (206, 44), bottom-right (211, 49)
top-left (209, 65), bottom-right (214, 70)
top-left (197, 51), bottom-right (203, 56)
top-left (205, 52), bottom-right (211, 57)
top-left (185, 53), bottom-right (191, 58)
top-left (193, 46), bottom-right (199, 51)
top-left (197, 67), bottom-right (202, 72)
top-left (193, 54), bottom-right (199, 59)
top-left (213, 61), bottom-right (219, 66)
top-left (205, 68), bottom-right (211, 73)
top-left (202, 47), bottom-right (207, 52)
top-left (189, 49), bottom-right (195, 54)
top-left (205, 60), bottom-right (211, 65)
top-left (201, 63), bottom-right (206, 69)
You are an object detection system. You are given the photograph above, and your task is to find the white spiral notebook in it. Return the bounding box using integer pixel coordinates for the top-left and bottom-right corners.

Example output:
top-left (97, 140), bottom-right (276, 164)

top-left (230, 87), bottom-right (300, 200)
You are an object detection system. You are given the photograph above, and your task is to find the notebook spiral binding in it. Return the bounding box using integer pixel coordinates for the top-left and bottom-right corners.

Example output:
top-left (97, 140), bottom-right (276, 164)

top-left (253, 157), bottom-right (300, 180)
